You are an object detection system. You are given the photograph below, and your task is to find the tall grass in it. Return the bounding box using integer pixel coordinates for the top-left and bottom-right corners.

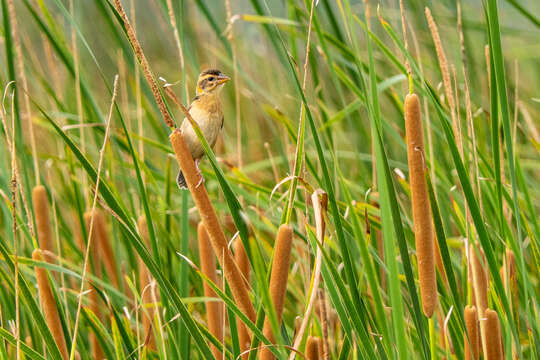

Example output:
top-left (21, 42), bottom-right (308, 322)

top-left (0, 0), bottom-right (538, 359)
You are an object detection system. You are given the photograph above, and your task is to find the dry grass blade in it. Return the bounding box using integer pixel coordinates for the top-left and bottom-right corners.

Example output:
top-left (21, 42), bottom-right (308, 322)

top-left (197, 222), bottom-right (224, 359)
top-left (404, 93), bottom-right (437, 317)
top-left (33, 249), bottom-right (69, 360)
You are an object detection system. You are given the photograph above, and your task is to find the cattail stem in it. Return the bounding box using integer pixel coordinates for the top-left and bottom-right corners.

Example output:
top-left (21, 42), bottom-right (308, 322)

top-left (32, 186), bottom-right (54, 263)
top-left (305, 336), bottom-right (320, 360)
top-left (198, 223), bottom-right (224, 359)
top-left (484, 309), bottom-right (503, 360)
top-left (33, 249), bottom-right (69, 360)
top-left (169, 129), bottom-right (256, 326)
top-left (405, 93), bottom-right (437, 317)
top-left (260, 224), bottom-right (293, 360)
top-left (235, 239), bottom-right (251, 359)
top-left (137, 216), bottom-right (157, 350)
top-left (464, 305), bottom-right (479, 360)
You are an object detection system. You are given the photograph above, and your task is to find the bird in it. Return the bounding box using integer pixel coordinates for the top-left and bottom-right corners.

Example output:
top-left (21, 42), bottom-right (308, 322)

top-left (177, 69), bottom-right (230, 189)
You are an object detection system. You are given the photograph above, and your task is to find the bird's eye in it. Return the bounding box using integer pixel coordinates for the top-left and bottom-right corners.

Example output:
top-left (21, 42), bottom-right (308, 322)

top-left (208, 77), bottom-right (215, 81)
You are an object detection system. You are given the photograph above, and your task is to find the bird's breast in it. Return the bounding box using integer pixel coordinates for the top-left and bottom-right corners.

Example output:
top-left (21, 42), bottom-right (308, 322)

top-left (181, 97), bottom-right (223, 160)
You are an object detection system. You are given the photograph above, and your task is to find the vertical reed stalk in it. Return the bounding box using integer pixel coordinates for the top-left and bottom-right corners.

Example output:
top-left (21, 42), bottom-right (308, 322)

top-left (33, 249), bottom-right (69, 360)
top-left (260, 224), bottom-right (293, 360)
top-left (137, 216), bottom-right (157, 350)
top-left (169, 129), bottom-right (256, 324)
top-left (305, 336), bottom-right (320, 360)
top-left (198, 222), bottom-right (224, 359)
top-left (32, 186), bottom-right (54, 263)
top-left (235, 239), bottom-right (251, 359)
top-left (484, 309), bottom-right (503, 360)
top-left (404, 93), bottom-right (437, 317)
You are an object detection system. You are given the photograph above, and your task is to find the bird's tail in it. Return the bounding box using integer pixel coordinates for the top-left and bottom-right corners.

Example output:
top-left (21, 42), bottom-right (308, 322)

top-left (177, 170), bottom-right (187, 189)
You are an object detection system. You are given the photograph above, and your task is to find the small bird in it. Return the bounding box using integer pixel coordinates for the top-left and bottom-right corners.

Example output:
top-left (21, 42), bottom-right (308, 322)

top-left (177, 69), bottom-right (230, 189)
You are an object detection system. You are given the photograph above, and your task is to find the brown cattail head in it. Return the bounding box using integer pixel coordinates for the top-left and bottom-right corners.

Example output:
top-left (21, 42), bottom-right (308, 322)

top-left (305, 336), bottom-right (321, 360)
top-left (33, 249), bottom-right (69, 360)
top-left (198, 222), bottom-right (224, 359)
top-left (170, 129), bottom-right (256, 327)
top-left (484, 309), bottom-right (503, 360)
top-left (464, 305), bottom-right (480, 360)
top-left (469, 244), bottom-right (488, 314)
top-left (404, 93), bottom-right (437, 317)
top-left (260, 224), bottom-right (294, 360)
top-left (32, 186), bottom-right (54, 262)
top-left (137, 215), bottom-right (156, 350)
top-left (235, 239), bottom-right (251, 359)
top-left (88, 209), bottom-right (119, 288)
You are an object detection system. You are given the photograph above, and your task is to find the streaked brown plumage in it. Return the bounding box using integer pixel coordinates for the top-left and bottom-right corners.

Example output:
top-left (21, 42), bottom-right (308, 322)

top-left (177, 69), bottom-right (230, 188)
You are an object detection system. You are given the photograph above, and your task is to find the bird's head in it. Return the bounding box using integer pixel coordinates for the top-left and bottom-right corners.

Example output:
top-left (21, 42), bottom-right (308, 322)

top-left (196, 69), bottom-right (230, 95)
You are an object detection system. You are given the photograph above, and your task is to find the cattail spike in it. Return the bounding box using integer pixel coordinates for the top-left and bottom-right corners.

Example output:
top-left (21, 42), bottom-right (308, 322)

top-left (464, 305), bottom-right (480, 360)
top-left (260, 224), bottom-right (293, 360)
top-left (33, 249), bottom-right (69, 360)
top-left (484, 309), bottom-right (503, 360)
top-left (198, 222), bottom-right (224, 359)
top-left (235, 239), bottom-right (251, 359)
top-left (405, 93), bottom-right (437, 317)
top-left (305, 336), bottom-right (320, 360)
top-left (32, 186), bottom-right (54, 263)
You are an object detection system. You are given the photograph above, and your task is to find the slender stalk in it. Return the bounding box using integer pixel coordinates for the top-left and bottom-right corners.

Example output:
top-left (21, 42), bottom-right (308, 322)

top-left (137, 216), bottom-right (156, 351)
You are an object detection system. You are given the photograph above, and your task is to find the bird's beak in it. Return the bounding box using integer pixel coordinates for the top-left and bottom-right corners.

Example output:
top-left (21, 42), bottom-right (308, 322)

top-left (217, 74), bottom-right (231, 84)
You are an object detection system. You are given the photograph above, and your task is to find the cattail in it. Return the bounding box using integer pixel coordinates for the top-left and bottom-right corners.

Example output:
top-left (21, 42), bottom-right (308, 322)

top-left (198, 222), bottom-right (224, 359)
top-left (405, 93), bottom-right (437, 317)
top-left (484, 309), bottom-right (503, 360)
top-left (33, 249), bottom-right (69, 360)
top-left (305, 336), bottom-right (320, 360)
top-left (83, 211), bottom-right (104, 360)
top-left (32, 186), bottom-right (54, 263)
top-left (170, 129), bottom-right (256, 327)
top-left (469, 244), bottom-right (488, 357)
top-left (96, 210), bottom-right (119, 288)
top-left (464, 305), bottom-right (480, 360)
top-left (235, 239), bottom-right (251, 359)
top-left (90, 209), bottom-right (119, 288)
top-left (260, 224), bottom-right (293, 360)
top-left (138, 216), bottom-right (157, 350)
